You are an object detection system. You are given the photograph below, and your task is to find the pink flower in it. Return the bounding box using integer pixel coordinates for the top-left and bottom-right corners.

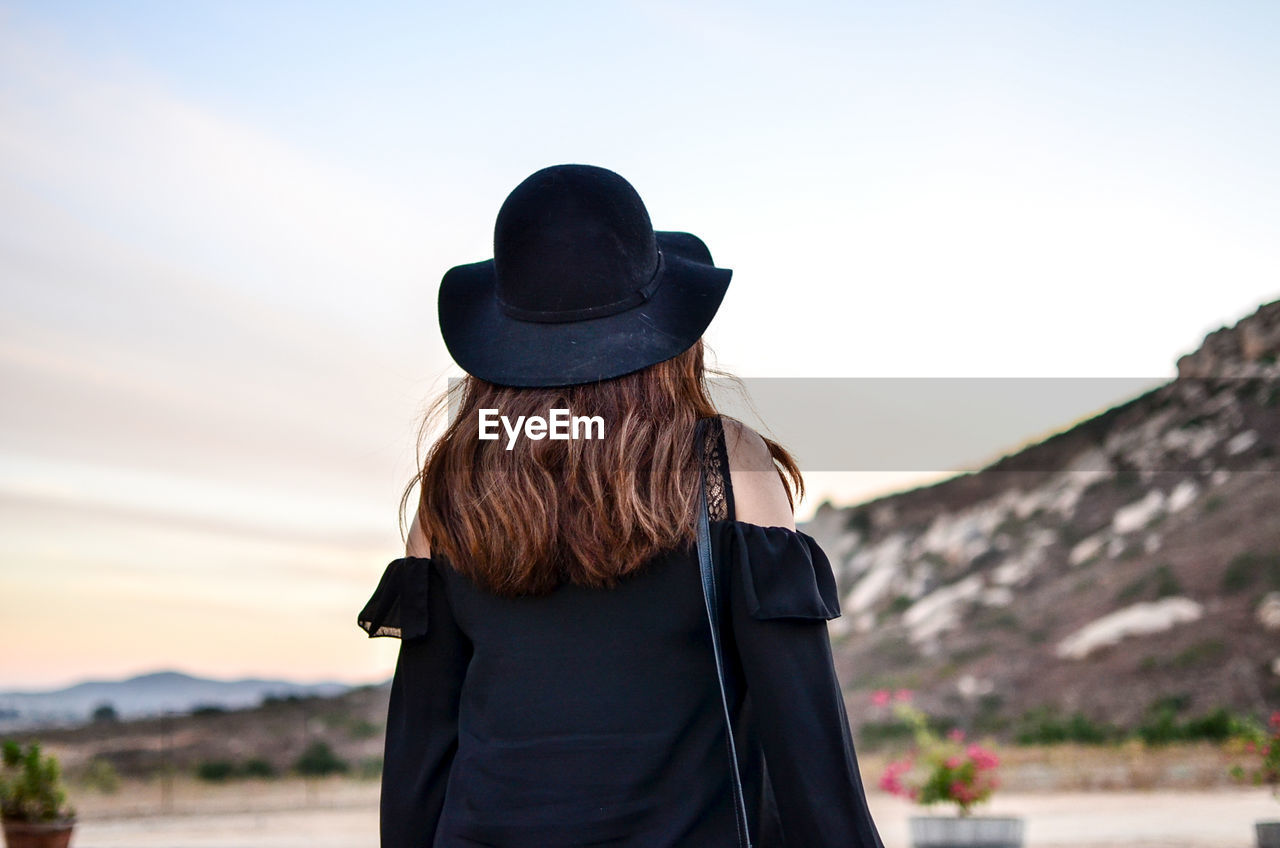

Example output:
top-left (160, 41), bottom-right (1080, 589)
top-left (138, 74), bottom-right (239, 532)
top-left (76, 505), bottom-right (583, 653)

top-left (894, 689), bottom-right (914, 703)
top-left (871, 690), bottom-right (892, 707)
top-left (1270, 711), bottom-right (1280, 730)
top-left (879, 757), bottom-right (917, 799)
top-left (945, 756), bottom-right (962, 769)
top-left (1246, 741), bottom-right (1258, 754)
top-left (949, 780), bottom-right (976, 803)
top-left (948, 728), bottom-right (966, 743)
top-left (967, 744), bottom-right (1000, 770)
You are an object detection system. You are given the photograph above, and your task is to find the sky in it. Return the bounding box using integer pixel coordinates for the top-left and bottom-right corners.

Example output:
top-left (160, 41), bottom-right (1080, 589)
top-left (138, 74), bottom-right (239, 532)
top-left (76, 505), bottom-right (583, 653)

top-left (1, 0), bottom-right (1277, 690)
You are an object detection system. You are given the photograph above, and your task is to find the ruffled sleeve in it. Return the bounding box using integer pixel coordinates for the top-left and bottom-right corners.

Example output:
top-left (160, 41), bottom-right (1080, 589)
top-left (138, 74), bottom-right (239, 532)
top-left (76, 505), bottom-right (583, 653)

top-left (357, 556), bottom-right (472, 848)
top-left (356, 557), bottom-right (433, 641)
top-left (723, 522), bottom-right (885, 848)
top-left (727, 522), bottom-right (841, 621)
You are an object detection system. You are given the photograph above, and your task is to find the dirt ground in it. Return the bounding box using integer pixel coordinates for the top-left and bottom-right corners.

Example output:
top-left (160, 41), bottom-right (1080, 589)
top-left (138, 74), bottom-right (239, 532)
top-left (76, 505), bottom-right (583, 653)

top-left (60, 778), bottom-right (1279, 847)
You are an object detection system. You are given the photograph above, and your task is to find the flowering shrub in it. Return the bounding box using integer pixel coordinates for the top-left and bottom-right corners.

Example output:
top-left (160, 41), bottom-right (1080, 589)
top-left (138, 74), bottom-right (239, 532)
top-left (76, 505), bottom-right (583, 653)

top-left (1230, 710), bottom-right (1280, 801)
top-left (872, 690), bottom-right (1002, 817)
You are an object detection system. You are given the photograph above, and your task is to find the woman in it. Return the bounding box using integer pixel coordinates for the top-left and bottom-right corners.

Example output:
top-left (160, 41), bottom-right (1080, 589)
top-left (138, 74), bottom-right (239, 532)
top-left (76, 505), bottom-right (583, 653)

top-left (357, 164), bottom-right (884, 847)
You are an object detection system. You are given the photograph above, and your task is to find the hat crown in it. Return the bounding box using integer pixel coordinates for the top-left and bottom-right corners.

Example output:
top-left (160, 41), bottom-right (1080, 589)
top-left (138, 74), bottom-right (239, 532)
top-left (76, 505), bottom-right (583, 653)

top-left (493, 164), bottom-right (661, 323)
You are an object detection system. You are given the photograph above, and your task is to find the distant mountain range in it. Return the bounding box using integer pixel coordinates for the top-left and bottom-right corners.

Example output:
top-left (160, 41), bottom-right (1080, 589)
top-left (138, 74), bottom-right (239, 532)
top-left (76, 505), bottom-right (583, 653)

top-left (0, 669), bottom-right (352, 731)
top-left (802, 299), bottom-right (1280, 729)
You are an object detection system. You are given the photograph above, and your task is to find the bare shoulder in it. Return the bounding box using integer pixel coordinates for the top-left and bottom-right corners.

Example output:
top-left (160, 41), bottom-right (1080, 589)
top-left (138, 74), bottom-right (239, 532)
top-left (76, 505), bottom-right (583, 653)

top-left (720, 418), bottom-right (796, 530)
top-left (406, 508), bottom-right (432, 558)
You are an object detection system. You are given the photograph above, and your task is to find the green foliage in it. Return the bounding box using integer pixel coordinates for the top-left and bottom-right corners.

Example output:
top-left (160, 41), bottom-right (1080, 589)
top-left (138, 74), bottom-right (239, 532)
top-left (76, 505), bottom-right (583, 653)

top-left (1009, 698), bottom-right (1248, 747)
top-left (81, 758), bottom-right (120, 794)
top-left (1173, 639), bottom-right (1227, 668)
top-left (1202, 494), bottom-right (1225, 513)
top-left (261, 694), bottom-right (303, 708)
top-left (357, 756), bottom-right (383, 780)
top-left (293, 740), bottom-right (349, 777)
top-left (858, 719), bottom-right (917, 751)
top-left (0, 739), bottom-right (76, 822)
top-left (1138, 704), bottom-right (1250, 746)
top-left (1229, 711), bottom-right (1280, 801)
top-left (241, 758), bottom-right (277, 779)
top-left (190, 704), bottom-right (228, 717)
top-left (971, 609), bottom-right (1020, 633)
top-left (346, 718), bottom-right (381, 740)
top-left (1013, 706), bottom-right (1124, 745)
top-left (90, 702), bottom-right (118, 723)
top-left (1138, 641), bottom-right (1228, 673)
top-left (873, 694), bottom-right (1002, 816)
top-left (195, 759), bottom-right (237, 782)
top-left (1221, 550), bottom-right (1280, 593)
top-left (887, 595), bottom-right (914, 615)
top-left (195, 757), bottom-right (277, 781)
top-left (1115, 563), bottom-right (1183, 604)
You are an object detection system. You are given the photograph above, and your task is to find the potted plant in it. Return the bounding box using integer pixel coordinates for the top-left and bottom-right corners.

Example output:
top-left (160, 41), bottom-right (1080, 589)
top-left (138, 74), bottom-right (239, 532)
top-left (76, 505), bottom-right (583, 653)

top-left (1229, 710), bottom-right (1280, 848)
top-left (0, 740), bottom-right (77, 848)
top-left (872, 690), bottom-right (1025, 848)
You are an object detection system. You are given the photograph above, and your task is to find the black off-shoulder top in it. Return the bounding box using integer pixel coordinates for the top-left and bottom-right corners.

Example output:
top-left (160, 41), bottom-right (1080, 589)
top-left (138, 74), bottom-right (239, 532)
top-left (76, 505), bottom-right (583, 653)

top-left (357, 417), bottom-right (884, 848)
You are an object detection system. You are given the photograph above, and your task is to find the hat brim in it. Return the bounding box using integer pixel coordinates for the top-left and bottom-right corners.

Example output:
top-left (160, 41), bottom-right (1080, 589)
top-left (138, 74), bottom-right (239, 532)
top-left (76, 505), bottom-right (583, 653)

top-left (438, 231), bottom-right (732, 387)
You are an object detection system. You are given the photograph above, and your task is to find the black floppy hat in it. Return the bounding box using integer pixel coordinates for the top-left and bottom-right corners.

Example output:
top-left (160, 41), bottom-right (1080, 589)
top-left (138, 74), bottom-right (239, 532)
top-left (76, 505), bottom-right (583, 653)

top-left (438, 164), bottom-right (733, 387)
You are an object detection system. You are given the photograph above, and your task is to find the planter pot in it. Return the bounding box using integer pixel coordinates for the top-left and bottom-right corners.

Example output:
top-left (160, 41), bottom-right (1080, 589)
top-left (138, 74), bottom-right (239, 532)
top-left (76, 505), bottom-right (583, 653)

top-left (1258, 821), bottom-right (1280, 848)
top-left (1, 818), bottom-right (75, 848)
top-left (909, 815), bottom-right (1025, 848)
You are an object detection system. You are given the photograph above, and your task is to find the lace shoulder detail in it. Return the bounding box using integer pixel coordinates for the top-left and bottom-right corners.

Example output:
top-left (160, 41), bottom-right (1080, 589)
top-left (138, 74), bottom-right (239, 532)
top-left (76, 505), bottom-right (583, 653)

top-left (700, 416), bottom-right (731, 522)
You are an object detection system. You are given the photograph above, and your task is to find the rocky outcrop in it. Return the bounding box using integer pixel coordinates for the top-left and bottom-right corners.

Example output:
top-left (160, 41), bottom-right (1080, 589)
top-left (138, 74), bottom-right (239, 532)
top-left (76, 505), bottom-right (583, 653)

top-left (1176, 300), bottom-right (1280, 378)
top-left (808, 300), bottom-right (1280, 729)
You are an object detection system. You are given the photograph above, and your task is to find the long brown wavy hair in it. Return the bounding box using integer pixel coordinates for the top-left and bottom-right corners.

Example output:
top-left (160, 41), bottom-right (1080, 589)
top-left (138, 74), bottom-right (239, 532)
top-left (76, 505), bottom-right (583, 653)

top-left (398, 339), bottom-right (803, 597)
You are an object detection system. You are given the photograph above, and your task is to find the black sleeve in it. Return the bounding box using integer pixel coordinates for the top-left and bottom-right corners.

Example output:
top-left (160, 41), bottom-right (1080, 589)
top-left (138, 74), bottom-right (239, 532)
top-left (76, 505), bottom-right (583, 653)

top-left (724, 522), bottom-right (885, 848)
top-left (358, 557), bottom-right (472, 848)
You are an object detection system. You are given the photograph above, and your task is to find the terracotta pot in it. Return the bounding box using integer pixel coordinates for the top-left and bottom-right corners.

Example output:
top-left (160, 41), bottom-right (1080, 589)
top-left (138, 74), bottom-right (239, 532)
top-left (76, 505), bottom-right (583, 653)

top-left (1, 818), bottom-right (75, 848)
top-left (1257, 820), bottom-right (1280, 848)
top-left (909, 815), bottom-right (1025, 848)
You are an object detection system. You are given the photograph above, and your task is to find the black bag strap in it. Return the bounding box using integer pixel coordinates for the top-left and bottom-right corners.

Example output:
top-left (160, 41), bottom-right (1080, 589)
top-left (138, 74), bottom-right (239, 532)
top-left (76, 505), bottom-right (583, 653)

top-left (696, 417), bottom-right (753, 848)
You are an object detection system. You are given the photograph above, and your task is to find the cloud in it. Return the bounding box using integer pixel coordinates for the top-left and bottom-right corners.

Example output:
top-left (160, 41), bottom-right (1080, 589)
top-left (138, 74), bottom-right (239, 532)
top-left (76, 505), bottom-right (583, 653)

top-left (0, 17), bottom-right (457, 683)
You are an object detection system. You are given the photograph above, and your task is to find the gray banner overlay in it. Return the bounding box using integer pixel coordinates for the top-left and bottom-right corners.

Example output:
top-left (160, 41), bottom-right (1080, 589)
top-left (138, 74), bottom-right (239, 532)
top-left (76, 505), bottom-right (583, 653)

top-left (446, 376), bottom-right (1278, 473)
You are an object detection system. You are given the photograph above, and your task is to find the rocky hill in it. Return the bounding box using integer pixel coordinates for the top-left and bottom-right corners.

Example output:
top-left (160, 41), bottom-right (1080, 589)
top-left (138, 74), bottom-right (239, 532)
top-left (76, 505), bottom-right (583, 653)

top-left (803, 299), bottom-right (1280, 732)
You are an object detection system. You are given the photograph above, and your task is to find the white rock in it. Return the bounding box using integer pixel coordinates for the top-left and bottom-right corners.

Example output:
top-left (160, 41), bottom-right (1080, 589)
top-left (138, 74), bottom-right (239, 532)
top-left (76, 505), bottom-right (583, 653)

top-left (1162, 426), bottom-right (1221, 459)
top-left (914, 508), bottom-right (1002, 566)
top-left (903, 575), bottom-right (985, 644)
top-left (1030, 528), bottom-right (1059, 548)
top-left (994, 555), bottom-right (1037, 586)
top-left (1167, 480), bottom-right (1199, 512)
top-left (1112, 490), bottom-right (1166, 535)
top-left (1211, 469), bottom-right (1231, 486)
top-left (1055, 597), bottom-right (1204, 660)
top-left (1257, 593), bottom-right (1280, 631)
top-left (1107, 536), bottom-right (1127, 558)
top-left (1144, 533), bottom-right (1162, 553)
top-left (843, 533), bottom-right (909, 614)
top-left (957, 674), bottom-right (995, 699)
top-left (1069, 533), bottom-right (1106, 567)
top-left (1226, 430), bottom-right (1259, 456)
top-left (982, 586), bottom-right (1014, 607)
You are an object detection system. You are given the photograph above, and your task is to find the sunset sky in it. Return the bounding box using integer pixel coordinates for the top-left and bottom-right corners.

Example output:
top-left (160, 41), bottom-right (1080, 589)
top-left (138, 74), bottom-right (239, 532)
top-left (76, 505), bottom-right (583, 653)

top-left (1, 1), bottom-right (1277, 691)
